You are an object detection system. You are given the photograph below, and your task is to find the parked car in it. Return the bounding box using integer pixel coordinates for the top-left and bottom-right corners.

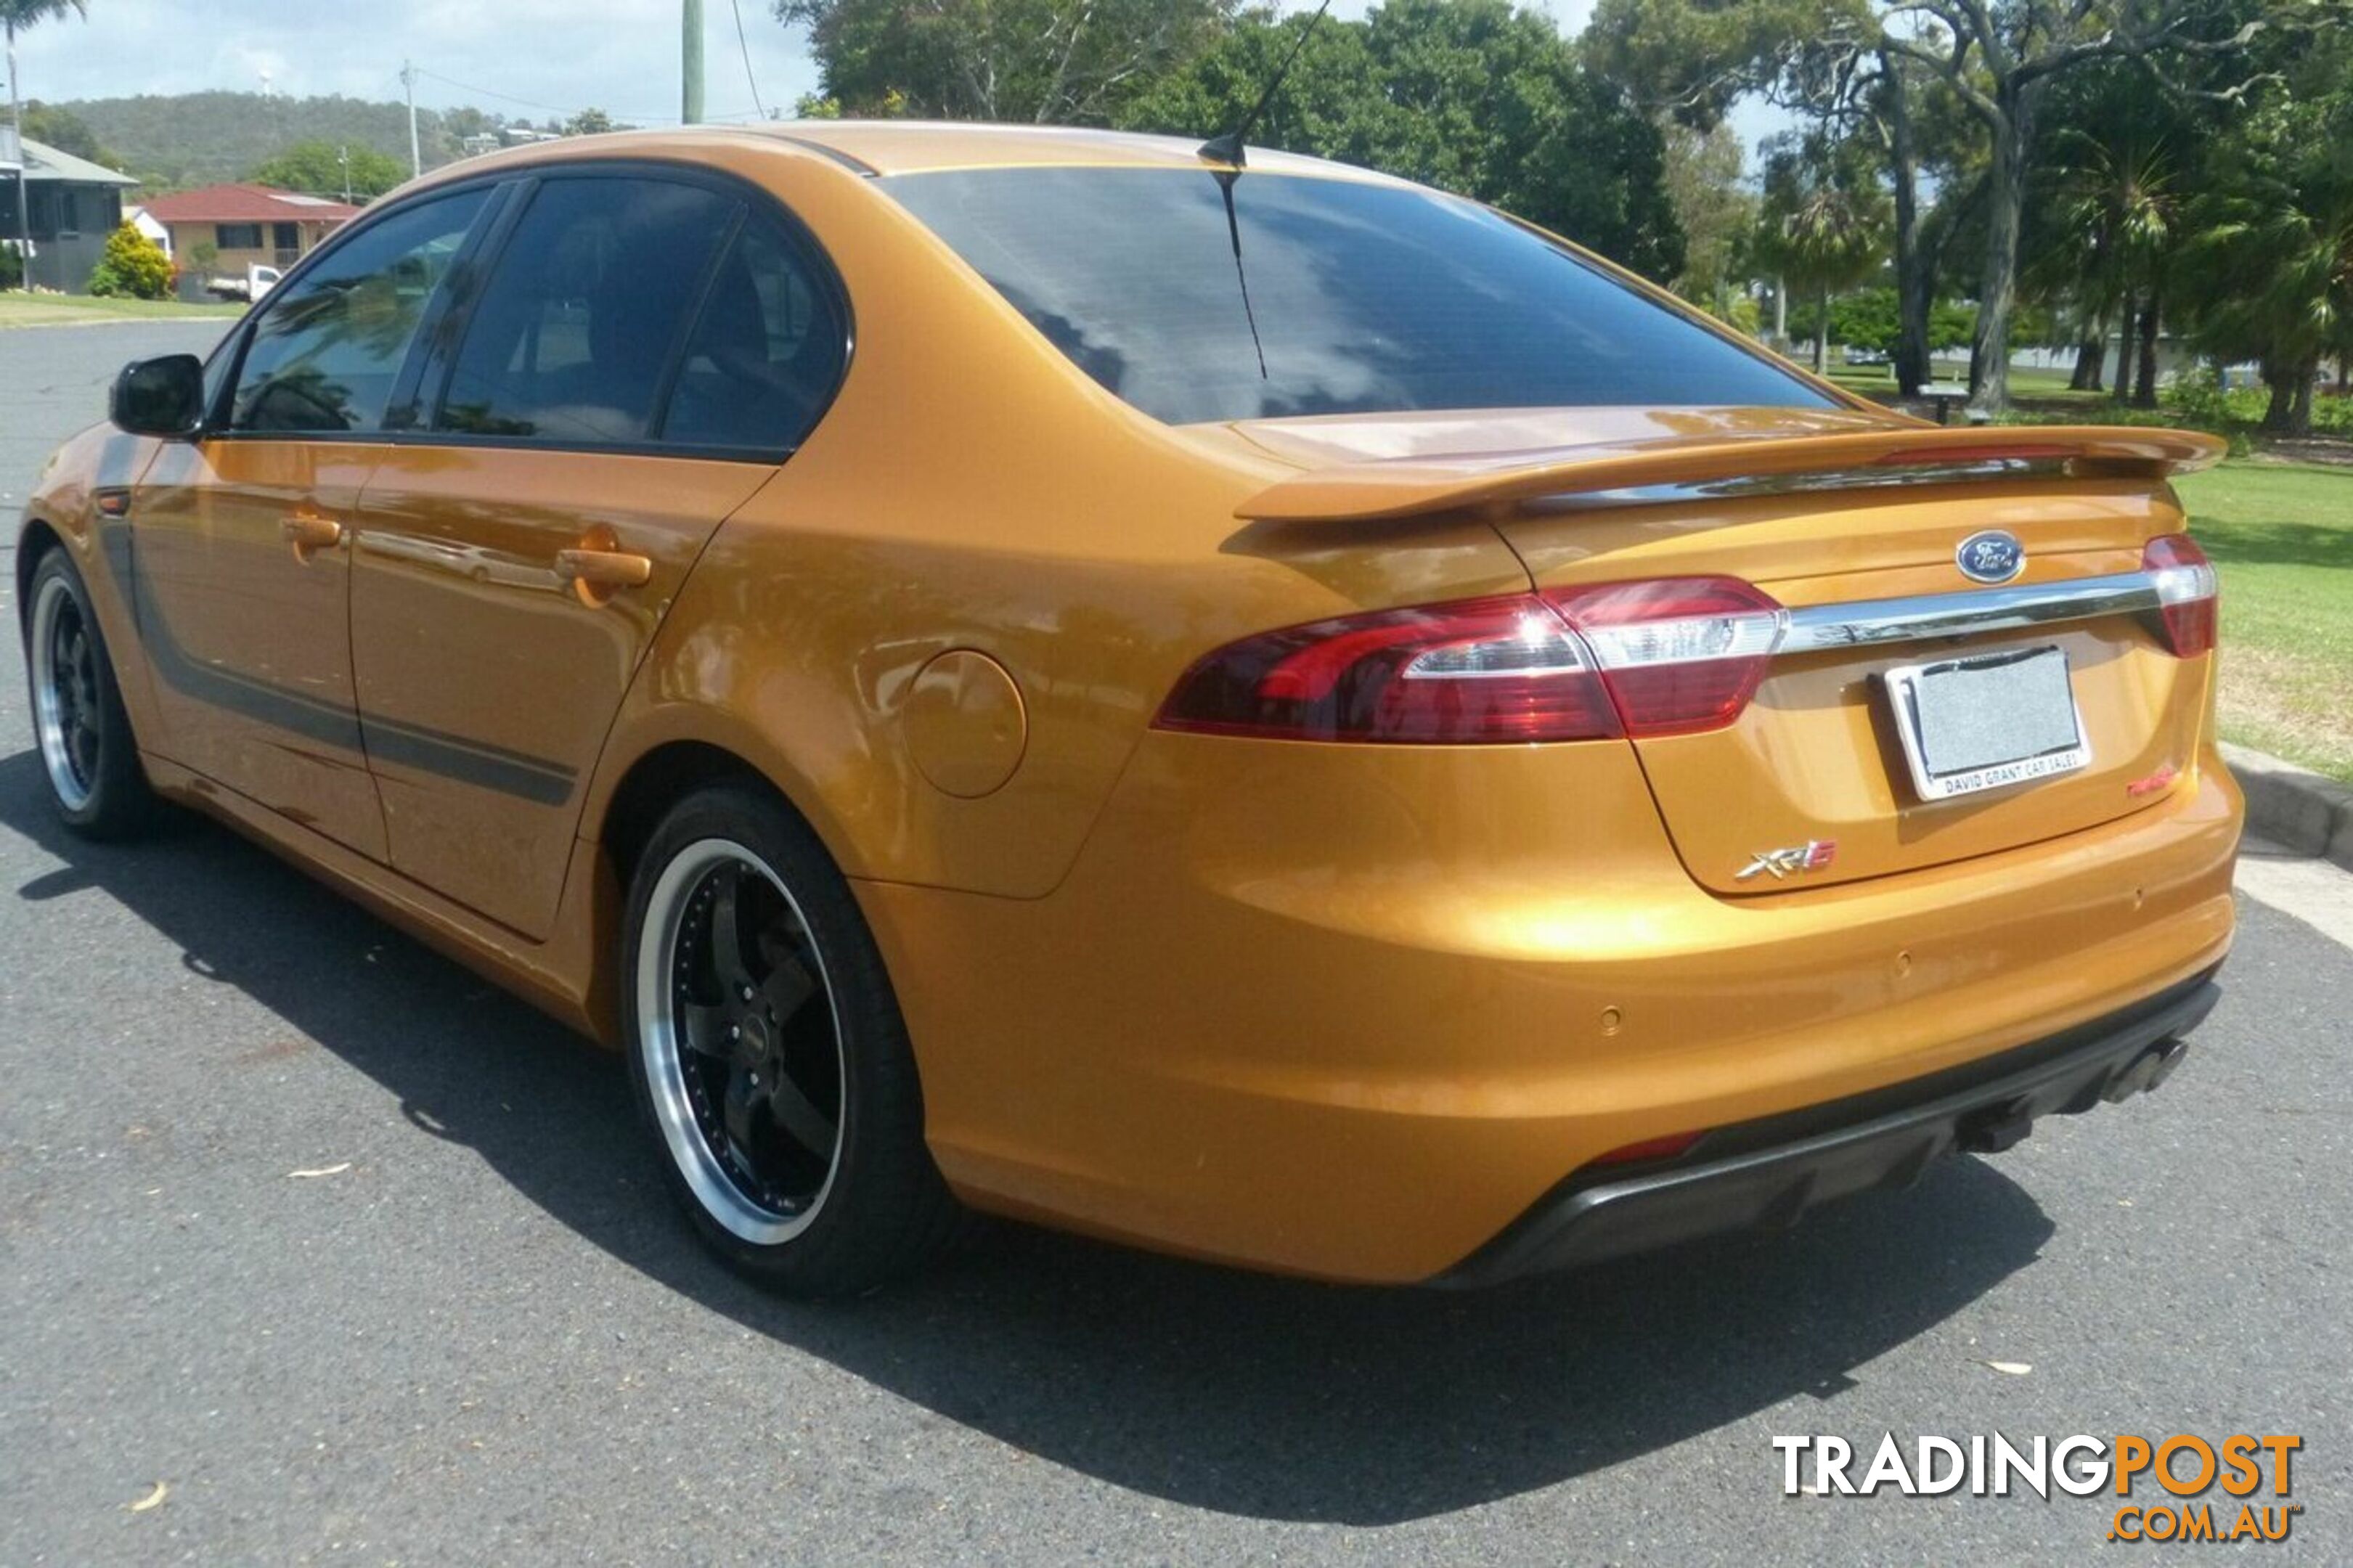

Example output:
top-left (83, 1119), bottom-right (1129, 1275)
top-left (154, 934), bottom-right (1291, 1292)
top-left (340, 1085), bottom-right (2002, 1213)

top-left (203, 261), bottom-right (281, 301)
top-left (17, 124), bottom-right (2240, 1294)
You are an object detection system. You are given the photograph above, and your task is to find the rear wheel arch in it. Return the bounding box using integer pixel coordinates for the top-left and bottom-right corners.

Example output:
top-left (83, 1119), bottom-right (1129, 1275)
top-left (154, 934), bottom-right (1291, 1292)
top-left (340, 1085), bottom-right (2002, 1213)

top-left (587, 733), bottom-right (868, 1016)
top-left (597, 739), bottom-right (780, 894)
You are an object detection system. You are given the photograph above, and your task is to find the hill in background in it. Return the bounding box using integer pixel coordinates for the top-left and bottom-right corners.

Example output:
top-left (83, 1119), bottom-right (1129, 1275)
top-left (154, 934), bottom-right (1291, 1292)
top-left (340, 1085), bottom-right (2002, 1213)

top-left (54, 91), bottom-right (518, 192)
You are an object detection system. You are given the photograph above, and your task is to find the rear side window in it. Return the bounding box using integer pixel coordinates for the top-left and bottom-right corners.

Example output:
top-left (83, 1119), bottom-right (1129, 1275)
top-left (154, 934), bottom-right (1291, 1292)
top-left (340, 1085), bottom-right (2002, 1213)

top-left (884, 168), bottom-right (1830, 425)
top-left (661, 218), bottom-right (845, 450)
top-left (436, 176), bottom-right (734, 445)
top-left (229, 189), bottom-right (486, 434)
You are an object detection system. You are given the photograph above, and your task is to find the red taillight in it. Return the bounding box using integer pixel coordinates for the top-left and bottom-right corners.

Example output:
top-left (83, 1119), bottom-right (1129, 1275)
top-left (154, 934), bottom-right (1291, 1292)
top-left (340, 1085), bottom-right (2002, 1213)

top-left (1153, 577), bottom-right (1786, 745)
top-left (1154, 593), bottom-right (1620, 743)
top-left (1545, 576), bottom-right (1785, 738)
top-left (2142, 534), bottom-right (2217, 657)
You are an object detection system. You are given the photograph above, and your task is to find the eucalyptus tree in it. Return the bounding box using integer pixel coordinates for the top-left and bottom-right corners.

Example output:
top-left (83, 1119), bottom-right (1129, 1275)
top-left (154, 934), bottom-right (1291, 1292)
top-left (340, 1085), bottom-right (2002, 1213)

top-left (1120, 0), bottom-right (1688, 280)
top-left (777, 0), bottom-right (1238, 123)
top-left (1585, 0), bottom-right (2334, 411)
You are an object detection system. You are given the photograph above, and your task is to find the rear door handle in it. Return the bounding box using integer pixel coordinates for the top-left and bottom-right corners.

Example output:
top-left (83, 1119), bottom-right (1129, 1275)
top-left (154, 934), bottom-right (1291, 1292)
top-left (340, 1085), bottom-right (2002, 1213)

top-left (554, 547), bottom-right (654, 590)
top-left (282, 513), bottom-right (344, 558)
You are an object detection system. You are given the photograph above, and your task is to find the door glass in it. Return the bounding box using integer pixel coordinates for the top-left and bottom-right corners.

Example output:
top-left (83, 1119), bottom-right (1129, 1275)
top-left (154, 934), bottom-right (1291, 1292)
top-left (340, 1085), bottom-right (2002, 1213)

top-left (435, 177), bottom-right (736, 446)
top-left (661, 216), bottom-right (845, 450)
top-left (229, 189), bottom-right (489, 434)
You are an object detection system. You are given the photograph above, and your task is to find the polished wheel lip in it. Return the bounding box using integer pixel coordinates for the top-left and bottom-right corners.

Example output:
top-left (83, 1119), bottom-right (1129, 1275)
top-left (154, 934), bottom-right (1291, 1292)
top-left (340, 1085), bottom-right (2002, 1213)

top-left (29, 573), bottom-right (97, 813)
top-left (637, 837), bottom-right (844, 1246)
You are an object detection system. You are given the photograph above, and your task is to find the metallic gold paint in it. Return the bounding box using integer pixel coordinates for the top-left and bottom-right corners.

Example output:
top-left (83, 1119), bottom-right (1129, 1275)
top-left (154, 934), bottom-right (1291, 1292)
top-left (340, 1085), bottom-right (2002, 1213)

top-left (20, 124), bottom-right (2243, 1283)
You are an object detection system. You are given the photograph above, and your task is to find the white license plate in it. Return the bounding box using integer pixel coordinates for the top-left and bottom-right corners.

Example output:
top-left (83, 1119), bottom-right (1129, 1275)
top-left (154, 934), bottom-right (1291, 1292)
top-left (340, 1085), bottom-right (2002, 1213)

top-left (1883, 646), bottom-right (2089, 801)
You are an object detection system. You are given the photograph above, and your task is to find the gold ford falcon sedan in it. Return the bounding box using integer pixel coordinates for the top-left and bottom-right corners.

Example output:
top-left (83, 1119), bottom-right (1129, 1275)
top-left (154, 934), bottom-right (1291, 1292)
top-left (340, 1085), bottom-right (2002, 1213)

top-left (17, 123), bottom-right (2238, 1293)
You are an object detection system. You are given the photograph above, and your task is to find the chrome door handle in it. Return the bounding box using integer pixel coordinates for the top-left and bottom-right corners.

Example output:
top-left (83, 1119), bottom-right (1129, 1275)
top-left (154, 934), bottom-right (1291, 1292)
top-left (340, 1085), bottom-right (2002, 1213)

top-left (554, 547), bottom-right (653, 590)
top-left (282, 513), bottom-right (344, 556)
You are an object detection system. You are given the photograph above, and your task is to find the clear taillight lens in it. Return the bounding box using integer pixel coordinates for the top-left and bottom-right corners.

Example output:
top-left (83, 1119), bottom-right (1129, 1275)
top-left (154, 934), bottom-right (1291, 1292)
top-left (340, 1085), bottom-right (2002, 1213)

top-left (1546, 577), bottom-right (1787, 737)
top-left (1152, 578), bottom-right (1787, 744)
top-left (2142, 534), bottom-right (2217, 657)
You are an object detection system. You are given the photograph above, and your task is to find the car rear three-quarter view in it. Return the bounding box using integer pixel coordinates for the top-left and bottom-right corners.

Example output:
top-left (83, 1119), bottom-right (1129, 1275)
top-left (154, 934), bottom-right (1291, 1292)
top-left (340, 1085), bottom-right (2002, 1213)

top-left (17, 124), bottom-right (2240, 1297)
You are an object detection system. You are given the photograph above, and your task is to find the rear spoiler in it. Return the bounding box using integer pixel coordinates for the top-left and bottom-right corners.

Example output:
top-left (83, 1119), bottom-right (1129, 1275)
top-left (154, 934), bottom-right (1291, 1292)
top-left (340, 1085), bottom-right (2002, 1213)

top-left (1233, 425), bottom-right (2227, 523)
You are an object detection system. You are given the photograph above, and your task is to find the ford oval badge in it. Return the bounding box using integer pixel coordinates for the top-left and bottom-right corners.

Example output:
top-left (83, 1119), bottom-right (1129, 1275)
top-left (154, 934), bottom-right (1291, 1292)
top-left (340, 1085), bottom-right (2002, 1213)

top-left (1956, 530), bottom-right (2026, 584)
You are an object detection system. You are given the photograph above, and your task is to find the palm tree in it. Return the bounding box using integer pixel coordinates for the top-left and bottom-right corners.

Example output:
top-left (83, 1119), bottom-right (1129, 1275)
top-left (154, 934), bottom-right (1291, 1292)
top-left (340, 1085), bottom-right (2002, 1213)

top-left (1755, 131), bottom-right (1892, 375)
top-left (2046, 129), bottom-right (2181, 409)
top-left (4, 0), bottom-right (87, 290)
top-left (2188, 154), bottom-right (2353, 436)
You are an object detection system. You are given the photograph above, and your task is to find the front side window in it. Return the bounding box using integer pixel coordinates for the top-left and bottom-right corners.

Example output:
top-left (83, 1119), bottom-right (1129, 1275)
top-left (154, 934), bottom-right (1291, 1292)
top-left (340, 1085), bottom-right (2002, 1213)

top-left (229, 189), bottom-right (488, 435)
top-left (435, 176), bottom-right (735, 446)
top-left (661, 216), bottom-right (845, 450)
top-left (884, 168), bottom-right (1831, 425)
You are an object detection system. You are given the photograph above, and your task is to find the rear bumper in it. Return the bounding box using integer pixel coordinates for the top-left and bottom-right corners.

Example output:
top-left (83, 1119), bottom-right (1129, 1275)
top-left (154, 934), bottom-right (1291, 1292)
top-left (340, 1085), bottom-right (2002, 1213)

top-left (862, 734), bottom-right (2240, 1284)
top-left (1438, 971), bottom-right (2219, 1287)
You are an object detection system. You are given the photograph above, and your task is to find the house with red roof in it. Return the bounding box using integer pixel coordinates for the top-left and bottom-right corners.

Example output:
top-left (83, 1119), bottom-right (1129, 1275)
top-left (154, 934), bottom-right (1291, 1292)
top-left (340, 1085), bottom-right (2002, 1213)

top-left (131, 183), bottom-right (361, 274)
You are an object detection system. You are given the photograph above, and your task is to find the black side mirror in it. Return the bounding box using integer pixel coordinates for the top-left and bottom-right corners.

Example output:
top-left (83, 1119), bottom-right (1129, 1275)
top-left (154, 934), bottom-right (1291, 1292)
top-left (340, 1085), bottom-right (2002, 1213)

top-left (110, 354), bottom-right (207, 438)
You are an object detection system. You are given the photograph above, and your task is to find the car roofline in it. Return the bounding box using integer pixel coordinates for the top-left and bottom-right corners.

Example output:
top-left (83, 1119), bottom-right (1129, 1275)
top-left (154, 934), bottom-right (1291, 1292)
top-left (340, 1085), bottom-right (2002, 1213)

top-left (393, 121), bottom-right (1414, 187)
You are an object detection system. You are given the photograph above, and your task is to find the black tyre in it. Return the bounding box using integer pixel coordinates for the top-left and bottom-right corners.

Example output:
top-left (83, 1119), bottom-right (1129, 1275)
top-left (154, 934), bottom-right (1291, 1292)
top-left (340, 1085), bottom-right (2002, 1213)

top-left (620, 781), bottom-right (960, 1294)
top-left (23, 548), bottom-right (160, 839)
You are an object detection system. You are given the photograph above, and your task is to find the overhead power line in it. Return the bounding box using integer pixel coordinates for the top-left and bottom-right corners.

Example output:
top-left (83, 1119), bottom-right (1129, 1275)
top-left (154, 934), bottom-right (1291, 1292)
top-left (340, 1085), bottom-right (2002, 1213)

top-left (730, 0), bottom-right (769, 119)
top-left (409, 66), bottom-right (673, 126)
top-left (396, 65), bottom-right (771, 133)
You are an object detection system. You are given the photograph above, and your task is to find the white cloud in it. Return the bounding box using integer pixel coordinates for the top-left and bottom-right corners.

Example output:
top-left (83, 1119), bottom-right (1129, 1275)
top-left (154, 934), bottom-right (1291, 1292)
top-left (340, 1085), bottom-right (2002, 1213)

top-left (10, 0), bottom-right (821, 126)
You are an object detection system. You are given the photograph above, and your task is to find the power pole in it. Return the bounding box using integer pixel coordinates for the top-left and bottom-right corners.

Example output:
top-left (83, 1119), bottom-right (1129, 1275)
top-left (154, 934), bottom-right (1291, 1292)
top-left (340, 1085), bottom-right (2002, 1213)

top-left (682, 0), bottom-right (705, 125)
top-left (401, 60), bottom-right (421, 178)
top-left (338, 144), bottom-right (351, 203)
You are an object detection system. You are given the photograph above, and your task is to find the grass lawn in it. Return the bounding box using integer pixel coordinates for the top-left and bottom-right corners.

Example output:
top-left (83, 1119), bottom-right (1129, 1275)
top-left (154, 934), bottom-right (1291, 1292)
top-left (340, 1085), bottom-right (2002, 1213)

top-left (2174, 461), bottom-right (2353, 784)
top-left (1823, 361), bottom-right (2103, 402)
top-left (0, 293), bottom-right (246, 327)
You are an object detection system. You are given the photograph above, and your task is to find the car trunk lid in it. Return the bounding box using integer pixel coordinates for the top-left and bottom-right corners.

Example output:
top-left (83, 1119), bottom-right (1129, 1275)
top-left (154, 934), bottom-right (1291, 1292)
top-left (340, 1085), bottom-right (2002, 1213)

top-left (1223, 408), bottom-right (2227, 894)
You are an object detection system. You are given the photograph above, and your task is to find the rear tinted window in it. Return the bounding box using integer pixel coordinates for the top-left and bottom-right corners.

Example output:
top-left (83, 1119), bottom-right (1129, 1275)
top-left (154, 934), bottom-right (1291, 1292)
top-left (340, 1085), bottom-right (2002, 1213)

top-left (663, 217), bottom-right (845, 450)
top-left (884, 168), bottom-right (1827, 425)
top-left (436, 176), bottom-right (734, 445)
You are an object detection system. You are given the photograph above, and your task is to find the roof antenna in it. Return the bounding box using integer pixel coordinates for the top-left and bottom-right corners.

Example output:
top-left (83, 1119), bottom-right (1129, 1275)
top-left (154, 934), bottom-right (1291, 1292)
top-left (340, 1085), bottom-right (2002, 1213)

top-left (1198, 0), bottom-right (1332, 381)
top-left (1196, 0), bottom-right (1334, 168)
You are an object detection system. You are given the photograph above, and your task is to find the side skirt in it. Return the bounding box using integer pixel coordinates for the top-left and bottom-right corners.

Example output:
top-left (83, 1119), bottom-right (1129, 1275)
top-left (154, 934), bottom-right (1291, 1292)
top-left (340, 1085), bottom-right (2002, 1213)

top-left (141, 753), bottom-right (620, 1048)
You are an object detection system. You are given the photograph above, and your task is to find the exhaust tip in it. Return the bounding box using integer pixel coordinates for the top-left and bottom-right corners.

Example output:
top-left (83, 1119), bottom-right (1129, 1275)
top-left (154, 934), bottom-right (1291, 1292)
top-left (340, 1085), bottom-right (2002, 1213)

top-left (2103, 1039), bottom-right (2190, 1104)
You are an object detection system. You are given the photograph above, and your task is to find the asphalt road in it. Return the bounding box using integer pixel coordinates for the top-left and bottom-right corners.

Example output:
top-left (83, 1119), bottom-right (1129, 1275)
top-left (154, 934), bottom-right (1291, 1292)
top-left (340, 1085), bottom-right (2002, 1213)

top-left (4, 322), bottom-right (2349, 1566)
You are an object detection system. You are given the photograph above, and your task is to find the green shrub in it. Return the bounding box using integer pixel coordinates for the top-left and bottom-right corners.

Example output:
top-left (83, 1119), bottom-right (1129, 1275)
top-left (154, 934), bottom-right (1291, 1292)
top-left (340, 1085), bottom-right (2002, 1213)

top-left (2166, 365), bottom-right (2234, 429)
top-left (85, 221), bottom-right (174, 300)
